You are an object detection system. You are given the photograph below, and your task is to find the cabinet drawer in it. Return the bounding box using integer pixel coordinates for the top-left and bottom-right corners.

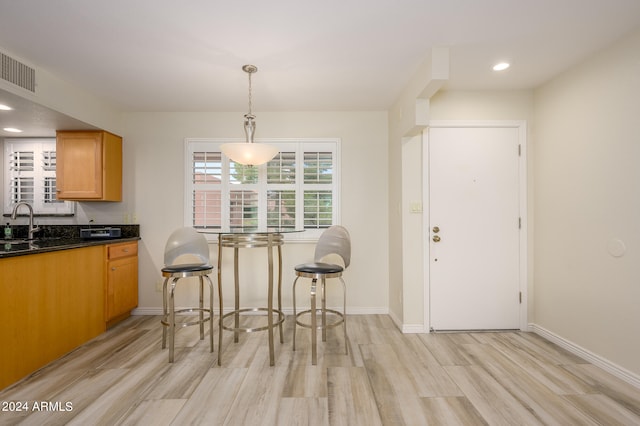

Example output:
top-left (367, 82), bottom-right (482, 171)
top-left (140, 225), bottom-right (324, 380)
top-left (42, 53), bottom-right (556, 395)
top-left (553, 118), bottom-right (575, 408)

top-left (107, 242), bottom-right (138, 260)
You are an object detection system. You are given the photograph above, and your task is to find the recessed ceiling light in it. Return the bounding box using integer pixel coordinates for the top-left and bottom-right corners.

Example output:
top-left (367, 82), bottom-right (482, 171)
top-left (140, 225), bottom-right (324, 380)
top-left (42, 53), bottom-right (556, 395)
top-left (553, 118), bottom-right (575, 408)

top-left (0, 104), bottom-right (13, 111)
top-left (3, 127), bottom-right (23, 133)
top-left (493, 62), bottom-right (510, 71)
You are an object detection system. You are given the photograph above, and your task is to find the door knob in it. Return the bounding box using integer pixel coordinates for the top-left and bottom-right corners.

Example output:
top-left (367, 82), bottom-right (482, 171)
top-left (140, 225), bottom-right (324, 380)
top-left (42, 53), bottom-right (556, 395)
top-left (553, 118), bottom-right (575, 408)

top-left (432, 235), bottom-right (441, 242)
top-left (432, 226), bottom-right (440, 233)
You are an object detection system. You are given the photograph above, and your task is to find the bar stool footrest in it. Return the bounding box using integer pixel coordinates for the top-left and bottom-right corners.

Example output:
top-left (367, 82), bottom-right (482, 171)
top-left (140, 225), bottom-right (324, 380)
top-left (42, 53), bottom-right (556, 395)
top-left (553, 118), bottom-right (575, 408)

top-left (295, 308), bottom-right (345, 330)
top-left (221, 308), bottom-right (285, 333)
top-left (161, 307), bottom-right (212, 328)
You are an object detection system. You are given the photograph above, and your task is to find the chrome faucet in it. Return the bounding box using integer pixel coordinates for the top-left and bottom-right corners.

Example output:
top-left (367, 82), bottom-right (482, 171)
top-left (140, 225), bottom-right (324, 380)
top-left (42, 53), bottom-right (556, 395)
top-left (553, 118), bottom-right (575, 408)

top-left (11, 202), bottom-right (41, 240)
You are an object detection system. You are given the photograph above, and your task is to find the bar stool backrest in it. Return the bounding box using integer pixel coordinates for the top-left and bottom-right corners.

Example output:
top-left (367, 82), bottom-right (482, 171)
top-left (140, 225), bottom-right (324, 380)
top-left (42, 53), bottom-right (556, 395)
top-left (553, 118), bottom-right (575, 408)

top-left (164, 227), bottom-right (210, 266)
top-left (314, 225), bottom-right (351, 268)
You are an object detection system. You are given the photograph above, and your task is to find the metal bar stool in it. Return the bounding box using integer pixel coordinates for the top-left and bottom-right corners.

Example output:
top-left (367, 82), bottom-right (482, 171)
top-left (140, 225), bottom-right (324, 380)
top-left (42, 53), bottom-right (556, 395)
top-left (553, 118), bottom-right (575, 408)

top-left (292, 225), bottom-right (351, 365)
top-left (161, 227), bottom-right (214, 363)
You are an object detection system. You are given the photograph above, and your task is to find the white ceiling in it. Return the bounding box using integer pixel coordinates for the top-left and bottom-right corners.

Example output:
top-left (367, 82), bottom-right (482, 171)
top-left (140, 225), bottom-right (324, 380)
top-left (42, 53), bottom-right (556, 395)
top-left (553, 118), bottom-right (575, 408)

top-left (1, 0), bottom-right (640, 117)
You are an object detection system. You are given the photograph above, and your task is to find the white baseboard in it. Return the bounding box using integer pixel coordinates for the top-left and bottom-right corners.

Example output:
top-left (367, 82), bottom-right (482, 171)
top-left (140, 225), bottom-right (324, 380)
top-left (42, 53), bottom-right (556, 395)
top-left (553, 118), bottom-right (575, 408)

top-left (131, 307), bottom-right (163, 315)
top-left (529, 323), bottom-right (640, 389)
top-left (388, 310), bottom-right (402, 330)
top-left (401, 324), bottom-right (427, 333)
top-left (343, 307), bottom-right (389, 315)
top-left (388, 310), bottom-right (426, 333)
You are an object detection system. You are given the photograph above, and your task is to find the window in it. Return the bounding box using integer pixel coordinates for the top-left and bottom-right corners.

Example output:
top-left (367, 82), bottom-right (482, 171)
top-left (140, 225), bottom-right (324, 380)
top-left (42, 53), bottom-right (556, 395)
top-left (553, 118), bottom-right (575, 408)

top-left (3, 138), bottom-right (75, 215)
top-left (185, 139), bottom-right (340, 239)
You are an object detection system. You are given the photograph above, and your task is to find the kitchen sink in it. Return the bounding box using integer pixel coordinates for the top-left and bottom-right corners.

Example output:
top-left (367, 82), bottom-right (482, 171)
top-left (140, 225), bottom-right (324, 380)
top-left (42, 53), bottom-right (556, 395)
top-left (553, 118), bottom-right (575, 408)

top-left (1, 237), bottom-right (70, 254)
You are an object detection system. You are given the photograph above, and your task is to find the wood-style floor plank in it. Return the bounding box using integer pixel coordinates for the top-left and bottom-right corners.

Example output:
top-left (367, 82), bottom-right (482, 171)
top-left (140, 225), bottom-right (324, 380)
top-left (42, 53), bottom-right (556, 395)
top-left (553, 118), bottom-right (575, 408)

top-left (170, 368), bottom-right (248, 425)
top-left (277, 397), bottom-right (329, 426)
top-left (1, 314), bottom-right (639, 425)
top-left (327, 367), bottom-right (382, 426)
top-left (470, 332), bottom-right (595, 395)
top-left (444, 364), bottom-right (545, 425)
top-left (564, 393), bottom-right (640, 425)
top-left (118, 399), bottom-right (186, 426)
top-left (222, 347), bottom-right (289, 425)
top-left (563, 363), bottom-right (640, 417)
top-left (418, 332), bottom-right (478, 366)
top-left (420, 396), bottom-right (488, 426)
top-left (65, 350), bottom-right (170, 425)
top-left (360, 343), bottom-right (435, 424)
top-left (381, 330), bottom-right (463, 398)
top-left (461, 340), bottom-right (599, 425)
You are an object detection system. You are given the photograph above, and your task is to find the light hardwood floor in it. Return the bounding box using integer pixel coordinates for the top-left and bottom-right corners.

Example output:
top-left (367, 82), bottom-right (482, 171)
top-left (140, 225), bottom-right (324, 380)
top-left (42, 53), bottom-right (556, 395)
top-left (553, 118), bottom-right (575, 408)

top-left (1, 314), bottom-right (640, 425)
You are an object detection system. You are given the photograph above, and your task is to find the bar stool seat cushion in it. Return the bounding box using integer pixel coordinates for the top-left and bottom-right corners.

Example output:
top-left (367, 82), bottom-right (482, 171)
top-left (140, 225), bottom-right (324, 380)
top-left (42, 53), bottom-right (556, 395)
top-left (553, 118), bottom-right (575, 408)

top-left (295, 262), bottom-right (344, 274)
top-left (162, 264), bottom-right (213, 274)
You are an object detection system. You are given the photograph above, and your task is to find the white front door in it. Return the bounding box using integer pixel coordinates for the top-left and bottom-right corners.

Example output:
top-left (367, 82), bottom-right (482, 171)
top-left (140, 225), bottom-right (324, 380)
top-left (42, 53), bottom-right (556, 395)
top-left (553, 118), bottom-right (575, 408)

top-left (428, 126), bottom-right (522, 330)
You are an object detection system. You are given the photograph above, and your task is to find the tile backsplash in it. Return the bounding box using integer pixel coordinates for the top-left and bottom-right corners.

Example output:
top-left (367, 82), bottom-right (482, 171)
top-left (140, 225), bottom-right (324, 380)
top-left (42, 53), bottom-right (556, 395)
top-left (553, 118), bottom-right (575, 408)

top-left (6, 224), bottom-right (140, 240)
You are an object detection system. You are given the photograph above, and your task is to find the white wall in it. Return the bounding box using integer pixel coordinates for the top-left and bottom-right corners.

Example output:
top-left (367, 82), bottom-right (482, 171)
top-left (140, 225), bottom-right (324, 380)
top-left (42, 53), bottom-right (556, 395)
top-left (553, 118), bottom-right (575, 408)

top-left (400, 134), bottom-right (424, 328)
top-left (121, 111), bottom-right (389, 314)
top-left (387, 49), bottom-right (448, 330)
top-left (533, 28), bottom-right (640, 377)
top-left (0, 62), bottom-right (122, 135)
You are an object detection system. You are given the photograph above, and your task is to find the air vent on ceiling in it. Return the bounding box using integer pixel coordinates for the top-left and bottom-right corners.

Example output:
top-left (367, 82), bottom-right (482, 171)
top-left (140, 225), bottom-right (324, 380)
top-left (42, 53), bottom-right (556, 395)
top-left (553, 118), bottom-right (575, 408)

top-left (1, 51), bottom-right (36, 93)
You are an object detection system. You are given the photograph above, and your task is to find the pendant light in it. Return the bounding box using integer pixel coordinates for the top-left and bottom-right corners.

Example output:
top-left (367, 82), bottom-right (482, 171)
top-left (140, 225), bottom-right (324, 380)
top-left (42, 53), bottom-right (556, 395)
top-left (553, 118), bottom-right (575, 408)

top-left (220, 65), bottom-right (278, 166)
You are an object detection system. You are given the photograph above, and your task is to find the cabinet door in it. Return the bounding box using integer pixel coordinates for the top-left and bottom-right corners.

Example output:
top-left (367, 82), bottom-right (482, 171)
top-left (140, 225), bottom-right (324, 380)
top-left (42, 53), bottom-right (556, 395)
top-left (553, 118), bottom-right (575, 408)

top-left (0, 247), bottom-right (105, 389)
top-left (56, 131), bottom-right (104, 199)
top-left (106, 256), bottom-right (138, 320)
top-left (56, 130), bottom-right (122, 201)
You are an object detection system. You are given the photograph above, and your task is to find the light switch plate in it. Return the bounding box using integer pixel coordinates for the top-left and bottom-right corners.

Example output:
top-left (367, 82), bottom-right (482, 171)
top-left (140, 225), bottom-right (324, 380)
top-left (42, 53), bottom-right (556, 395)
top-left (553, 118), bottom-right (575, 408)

top-left (409, 202), bottom-right (423, 213)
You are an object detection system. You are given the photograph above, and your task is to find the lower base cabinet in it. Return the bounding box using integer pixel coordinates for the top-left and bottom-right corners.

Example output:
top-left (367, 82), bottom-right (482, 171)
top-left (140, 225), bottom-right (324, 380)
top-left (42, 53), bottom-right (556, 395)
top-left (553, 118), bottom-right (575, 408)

top-left (0, 246), bottom-right (105, 390)
top-left (105, 241), bottom-right (139, 326)
top-left (0, 241), bottom-right (139, 390)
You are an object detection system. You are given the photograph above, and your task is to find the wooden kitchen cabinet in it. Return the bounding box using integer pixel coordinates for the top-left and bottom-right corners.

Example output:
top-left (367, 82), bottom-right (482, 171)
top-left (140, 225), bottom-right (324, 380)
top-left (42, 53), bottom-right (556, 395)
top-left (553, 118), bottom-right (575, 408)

top-left (0, 246), bottom-right (105, 390)
top-left (105, 241), bottom-right (138, 326)
top-left (56, 130), bottom-right (122, 201)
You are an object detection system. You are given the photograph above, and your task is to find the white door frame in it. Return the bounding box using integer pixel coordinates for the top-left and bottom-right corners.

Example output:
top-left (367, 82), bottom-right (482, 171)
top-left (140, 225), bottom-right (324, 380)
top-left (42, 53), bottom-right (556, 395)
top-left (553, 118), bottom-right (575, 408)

top-left (422, 120), bottom-right (528, 332)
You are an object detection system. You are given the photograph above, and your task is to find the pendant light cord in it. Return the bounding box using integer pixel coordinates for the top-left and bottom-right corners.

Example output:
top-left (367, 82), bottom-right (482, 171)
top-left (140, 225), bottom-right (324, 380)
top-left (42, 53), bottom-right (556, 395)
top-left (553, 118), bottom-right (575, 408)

top-left (247, 70), bottom-right (253, 116)
top-left (242, 64), bottom-right (257, 119)
top-left (242, 65), bottom-right (258, 143)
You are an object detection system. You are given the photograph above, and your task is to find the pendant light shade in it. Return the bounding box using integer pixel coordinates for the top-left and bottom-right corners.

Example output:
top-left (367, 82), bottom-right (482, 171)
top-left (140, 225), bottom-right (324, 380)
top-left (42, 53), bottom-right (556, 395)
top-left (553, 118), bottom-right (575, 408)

top-left (220, 65), bottom-right (278, 166)
top-left (220, 139), bottom-right (279, 165)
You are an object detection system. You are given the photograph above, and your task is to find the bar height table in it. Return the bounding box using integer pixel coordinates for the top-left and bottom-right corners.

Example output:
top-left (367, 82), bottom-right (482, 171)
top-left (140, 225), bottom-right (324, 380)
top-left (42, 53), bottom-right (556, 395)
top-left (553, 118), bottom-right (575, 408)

top-left (202, 228), bottom-right (301, 366)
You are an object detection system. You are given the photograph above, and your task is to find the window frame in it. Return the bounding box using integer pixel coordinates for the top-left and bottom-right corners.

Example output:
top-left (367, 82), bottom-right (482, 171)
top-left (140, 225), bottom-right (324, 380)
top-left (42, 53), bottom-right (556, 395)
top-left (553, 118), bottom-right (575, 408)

top-left (184, 138), bottom-right (341, 242)
top-left (3, 138), bottom-right (75, 216)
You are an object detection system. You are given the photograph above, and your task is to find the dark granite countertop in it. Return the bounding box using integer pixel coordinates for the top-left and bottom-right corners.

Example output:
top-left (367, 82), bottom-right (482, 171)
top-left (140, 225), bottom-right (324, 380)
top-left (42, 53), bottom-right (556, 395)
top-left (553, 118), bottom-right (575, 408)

top-left (0, 224), bottom-right (140, 259)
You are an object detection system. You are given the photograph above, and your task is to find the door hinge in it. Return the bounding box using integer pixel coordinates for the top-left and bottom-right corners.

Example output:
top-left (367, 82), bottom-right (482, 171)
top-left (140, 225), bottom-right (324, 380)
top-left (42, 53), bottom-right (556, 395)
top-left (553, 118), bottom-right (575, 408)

top-left (519, 292), bottom-right (522, 304)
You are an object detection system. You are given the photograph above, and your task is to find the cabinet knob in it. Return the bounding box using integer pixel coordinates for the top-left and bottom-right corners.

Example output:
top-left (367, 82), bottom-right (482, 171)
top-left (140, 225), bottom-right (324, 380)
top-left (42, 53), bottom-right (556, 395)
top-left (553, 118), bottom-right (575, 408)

top-left (111, 267), bottom-right (117, 271)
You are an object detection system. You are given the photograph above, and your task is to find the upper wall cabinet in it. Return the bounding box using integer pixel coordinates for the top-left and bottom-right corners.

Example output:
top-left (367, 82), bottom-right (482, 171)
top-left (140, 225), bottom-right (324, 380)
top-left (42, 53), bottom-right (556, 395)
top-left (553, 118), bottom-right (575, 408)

top-left (56, 130), bottom-right (122, 201)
